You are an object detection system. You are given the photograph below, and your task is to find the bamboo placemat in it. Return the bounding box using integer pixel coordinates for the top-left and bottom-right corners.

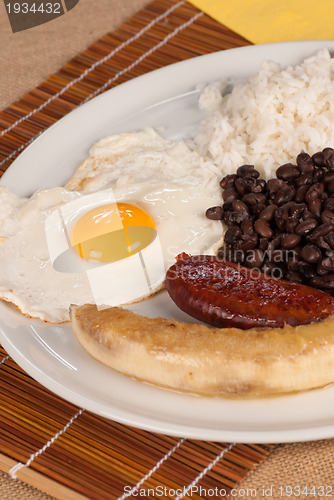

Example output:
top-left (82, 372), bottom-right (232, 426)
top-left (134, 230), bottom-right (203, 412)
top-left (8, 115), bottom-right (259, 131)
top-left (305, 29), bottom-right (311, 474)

top-left (0, 1), bottom-right (274, 498)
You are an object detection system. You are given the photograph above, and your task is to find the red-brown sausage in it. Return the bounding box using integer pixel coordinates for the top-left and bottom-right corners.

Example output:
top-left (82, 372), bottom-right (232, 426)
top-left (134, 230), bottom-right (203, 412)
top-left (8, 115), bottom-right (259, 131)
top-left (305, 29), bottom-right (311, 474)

top-left (165, 254), bottom-right (334, 329)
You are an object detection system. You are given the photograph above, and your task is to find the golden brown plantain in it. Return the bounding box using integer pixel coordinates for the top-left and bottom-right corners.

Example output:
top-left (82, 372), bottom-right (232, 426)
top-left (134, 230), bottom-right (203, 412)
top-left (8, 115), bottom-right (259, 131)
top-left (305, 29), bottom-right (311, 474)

top-left (70, 303), bottom-right (334, 397)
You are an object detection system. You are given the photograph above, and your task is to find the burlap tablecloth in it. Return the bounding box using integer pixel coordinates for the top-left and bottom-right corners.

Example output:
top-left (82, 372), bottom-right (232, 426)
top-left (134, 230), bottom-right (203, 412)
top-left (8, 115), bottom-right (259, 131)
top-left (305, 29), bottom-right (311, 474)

top-left (0, 0), bottom-right (148, 110)
top-left (1, 1), bottom-right (334, 498)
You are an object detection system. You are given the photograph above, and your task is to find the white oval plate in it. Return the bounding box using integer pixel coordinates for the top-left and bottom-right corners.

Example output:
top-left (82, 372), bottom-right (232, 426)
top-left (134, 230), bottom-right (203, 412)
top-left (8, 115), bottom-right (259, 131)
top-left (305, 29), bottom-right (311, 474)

top-left (2, 41), bottom-right (334, 443)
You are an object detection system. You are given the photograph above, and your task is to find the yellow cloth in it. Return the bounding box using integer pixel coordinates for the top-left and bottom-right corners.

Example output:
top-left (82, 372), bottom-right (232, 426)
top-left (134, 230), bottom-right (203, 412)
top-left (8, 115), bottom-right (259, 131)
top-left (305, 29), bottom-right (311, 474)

top-left (188, 0), bottom-right (334, 44)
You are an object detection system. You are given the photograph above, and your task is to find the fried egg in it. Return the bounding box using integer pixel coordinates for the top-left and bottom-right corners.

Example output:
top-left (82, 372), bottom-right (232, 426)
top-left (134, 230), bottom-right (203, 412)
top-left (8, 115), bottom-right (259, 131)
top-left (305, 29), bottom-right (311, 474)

top-left (0, 129), bottom-right (222, 323)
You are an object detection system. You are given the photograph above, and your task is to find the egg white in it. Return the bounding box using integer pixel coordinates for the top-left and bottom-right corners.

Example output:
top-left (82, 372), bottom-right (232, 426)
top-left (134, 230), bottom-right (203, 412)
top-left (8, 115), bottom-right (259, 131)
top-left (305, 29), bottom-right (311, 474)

top-left (0, 129), bottom-right (223, 323)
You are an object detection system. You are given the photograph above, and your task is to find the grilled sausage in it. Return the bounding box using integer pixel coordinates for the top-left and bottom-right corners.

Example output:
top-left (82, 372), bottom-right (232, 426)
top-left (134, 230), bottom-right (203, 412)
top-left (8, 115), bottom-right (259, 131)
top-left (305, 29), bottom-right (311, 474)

top-left (165, 254), bottom-right (334, 329)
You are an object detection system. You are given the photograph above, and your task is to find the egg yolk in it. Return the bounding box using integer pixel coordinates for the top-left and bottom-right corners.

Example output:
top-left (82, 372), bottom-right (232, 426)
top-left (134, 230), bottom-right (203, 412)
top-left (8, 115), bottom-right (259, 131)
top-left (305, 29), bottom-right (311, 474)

top-left (69, 203), bottom-right (156, 263)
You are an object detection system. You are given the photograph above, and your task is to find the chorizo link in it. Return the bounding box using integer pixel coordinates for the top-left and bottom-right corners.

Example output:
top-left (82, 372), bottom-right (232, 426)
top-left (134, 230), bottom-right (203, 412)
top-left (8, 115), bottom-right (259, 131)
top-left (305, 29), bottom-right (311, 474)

top-left (165, 254), bottom-right (334, 329)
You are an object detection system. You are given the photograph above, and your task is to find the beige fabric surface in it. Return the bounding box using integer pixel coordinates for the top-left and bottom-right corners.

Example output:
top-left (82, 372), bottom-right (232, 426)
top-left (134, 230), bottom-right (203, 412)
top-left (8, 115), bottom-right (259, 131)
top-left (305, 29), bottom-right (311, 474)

top-left (0, 0), bottom-right (149, 110)
top-left (0, 470), bottom-right (56, 499)
top-left (230, 439), bottom-right (334, 498)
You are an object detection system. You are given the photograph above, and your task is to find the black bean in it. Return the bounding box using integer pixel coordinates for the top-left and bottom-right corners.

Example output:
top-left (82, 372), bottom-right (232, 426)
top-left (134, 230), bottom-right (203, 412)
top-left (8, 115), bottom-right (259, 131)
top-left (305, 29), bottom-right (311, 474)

top-left (274, 186), bottom-right (295, 206)
top-left (267, 236), bottom-right (282, 256)
top-left (206, 206), bottom-right (223, 220)
top-left (302, 208), bottom-right (315, 220)
top-left (287, 251), bottom-right (300, 271)
top-left (297, 261), bottom-right (316, 279)
top-left (232, 250), bottom-right (246, 263)
top-left (241, 219), bottom-right (254, 235)
top-left (296, 152), bottom-right (315, 173)
top-left (245, 177), bottom-right (259, 192)
top-left (323, 147), bottom-right (334, 169)
top-left (320, 192), bottom-right (328, 203)
top-left (270, 265), bottom-right (286, 280)
top-left (281, 201), bottom-right (296, 211)
top-left (223, 201), bottom-right (233, 211)
top-left (317, 260), bottom-right (329, 276)
top-left (313, 168), bottom-right (325, 183)
top-left (295, 172), bottom-right (314, 187)
top-left (222, 187), bottom-right (238, 203)
top-left (321, 254), bottom-right (334, 271)
top-left (254, 219), bottom-right (273, 238)
top-left (242, 193), bottom-right (258, 207)
top-left (301, 244), bottom-right (322, 263)
top-left (222, 211), bottom-right (232, 226)
top-left (237, 233), bottom-right (258, 251)
top-left (224, 226), bottom-right (242, 244)
top-left (234, 177), bottom-right (249, 196)
top-left (259, 204), bottom-right (277, 221)
top-left (245, 248), bottom-right (264, 268)
top-left (309, 223), bottom-right (333, 241)
top-left (232, 199), bottom-right (249, 213)
top-left (325, 198), bottom-right (334, 211)
top-left (259, 238), bottom-right (269, 250)
top-left (223, 211), bottom-right (235, 225)
top-left (274, 207), bottom-right (288, 232)
top-left (277, 203), bottom-right (290, 217)
top-left (230, 210), bottom-right (249, 224)
top-left (321, 210), bottom-right (334, 225)
top-left (324, 274), bottom-right (334, 287)
top-left (285, 217), bottom-right (299, 233)
top-left (324, 171), bottom-right (334, 184)
top-left (281, 233), bottom-right (301, 249)
top-left (267, 178), bottom-right (286, 195)
top-left (312, 151), bottom-right (326, 167)
top-left (276, 163), bottom-right (300, 181)
top-left (261, 261), bottom-right (282, 278)
top-left (269, 249), bottom-right (286, 263)
top-left (250, 203), bottom-right (266, 217)
top-left (220, 174), bottom-right (237, 189)
top-left (236, 165), bottom-right (260, 178)
top-left (253, 193), bottom-right (267, 204)
top-left (289, 202), bottom-right (306, 218)
top-left (294, 184), bottom-right (309, 203)
top-left (316, 236), bottom-right (331, 251)
top-left (305, 183), bottom-right (324, 203)
top-left (308, 198), bottom-right (322, 218)
top-left (295, 218), bottom-right (318, 236)
top-left (325, 232), bottom-right (334, 249)
top-left (253, 179), bottom-right (266, 193)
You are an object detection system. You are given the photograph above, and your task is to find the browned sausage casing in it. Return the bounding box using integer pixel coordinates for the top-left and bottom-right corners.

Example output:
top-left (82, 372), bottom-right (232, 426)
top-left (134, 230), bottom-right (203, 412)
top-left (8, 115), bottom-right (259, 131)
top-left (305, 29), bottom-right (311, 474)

top-left (165, 254), bottom-right (334, 329)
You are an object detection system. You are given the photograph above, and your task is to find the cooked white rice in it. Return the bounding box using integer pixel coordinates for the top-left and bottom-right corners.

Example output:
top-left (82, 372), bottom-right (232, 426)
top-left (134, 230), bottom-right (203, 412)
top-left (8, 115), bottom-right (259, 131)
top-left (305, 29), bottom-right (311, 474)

top-left (194, 48), bottom-right (334, 179)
